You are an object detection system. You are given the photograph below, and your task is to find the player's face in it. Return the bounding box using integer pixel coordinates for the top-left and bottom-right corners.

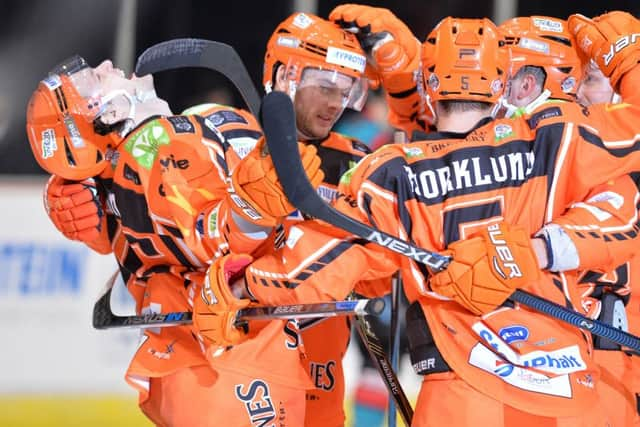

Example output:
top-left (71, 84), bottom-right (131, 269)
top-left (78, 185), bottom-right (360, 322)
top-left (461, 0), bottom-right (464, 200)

top-left (576, 64), bottom-right (614, 106)
top-left (92, 60), bottom-right (155, 124)
top-left (293, 68), bottom-right (354, 139)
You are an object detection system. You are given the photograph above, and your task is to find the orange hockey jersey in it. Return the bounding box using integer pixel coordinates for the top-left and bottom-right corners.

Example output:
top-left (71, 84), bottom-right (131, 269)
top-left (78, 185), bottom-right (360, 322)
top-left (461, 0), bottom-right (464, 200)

top-left (245, 98), bottom-right (640, 417)
top-left (95, 104), bottom-right (284, 399)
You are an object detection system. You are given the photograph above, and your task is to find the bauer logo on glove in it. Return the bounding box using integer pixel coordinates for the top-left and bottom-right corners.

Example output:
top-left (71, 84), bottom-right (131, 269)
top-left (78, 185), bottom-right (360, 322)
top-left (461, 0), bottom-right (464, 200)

top-left (193, 254), bottom-right (254, 348)
top-left (487, 223), bottom-right (525, 280)
top-left (429, 222), bottom-right (541, 315)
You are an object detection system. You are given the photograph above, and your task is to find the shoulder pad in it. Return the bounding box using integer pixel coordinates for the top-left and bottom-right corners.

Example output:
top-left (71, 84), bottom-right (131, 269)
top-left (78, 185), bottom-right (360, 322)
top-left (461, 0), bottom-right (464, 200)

top-left (323, 132), bottom-right (372, 155)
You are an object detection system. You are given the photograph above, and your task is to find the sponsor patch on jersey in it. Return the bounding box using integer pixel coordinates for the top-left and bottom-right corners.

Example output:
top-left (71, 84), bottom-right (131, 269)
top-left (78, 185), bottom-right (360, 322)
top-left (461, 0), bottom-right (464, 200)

top-left (474, 322), bottom-right (586, 375)
top-left (317, 185), bottom-right (337, 202)
top-left (326, 46), bottom-right (366, 72)
top-left (41, 75), bottom-right (61, 90)
top-left (532, 17), bottom-right (563, 33)
top-left (498, 325), bottom-right (530, 344)
top-left (41, 128), bottom-right (57, 159)
top-left (166, 116), bottom-right (195, 134)
top-left (292, 12), bottom-right (314, 29)
top-left (228, 136), bottom-right (257, 158)
top-left (207, 110), bottom-right (248, 127)
top-left (286, 226), bottom-right (304, 249)
top-left (468, 342), bottom-right (573, 397)
top-left (207, 206), bottom-right (220, 238)
top-left (526, 106), bottom-right (562, 129)
top-left (124, 119), bottom-right (170, 170)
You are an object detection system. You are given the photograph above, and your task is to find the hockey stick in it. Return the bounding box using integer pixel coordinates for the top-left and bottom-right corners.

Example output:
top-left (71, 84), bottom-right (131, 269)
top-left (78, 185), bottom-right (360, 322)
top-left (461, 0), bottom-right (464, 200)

top-left (354, 304), bottom-right (414, 425)
top-left (92, 274), bottom-right (385, 330)
top-left (388, 273), bottom-right (402, 427)
top-left (259, 90), bottom-right (640, 354)
top-left (135, 38), bottom-right (261, 116)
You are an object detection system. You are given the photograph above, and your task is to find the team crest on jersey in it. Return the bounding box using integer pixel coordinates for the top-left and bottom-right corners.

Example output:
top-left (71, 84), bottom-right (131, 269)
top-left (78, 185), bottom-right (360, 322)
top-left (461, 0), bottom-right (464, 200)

top-left (235, 380), bottom-right (277, 426)
top-left (494, 123), bottom-right (513, 141)
top-left (124, 120), bottom-right (170, 170)
top-left (403, 146), bottom-right (424, 159)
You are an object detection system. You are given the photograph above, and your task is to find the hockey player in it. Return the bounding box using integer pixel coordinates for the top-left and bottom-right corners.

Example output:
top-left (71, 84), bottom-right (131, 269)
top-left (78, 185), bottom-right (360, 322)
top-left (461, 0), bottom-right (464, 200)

top-left (569, 12), bottom-right (640, 426)
top-left (193, 12), bottom-right (392, 427)
top-left (577, 60), bottom-right (621, 105)
top-left (34, 12), bottom-right (382, 427)
top-left (200, 11), bottom-right (640, 426)
top-left (27, 56), bottom-right (324, 425)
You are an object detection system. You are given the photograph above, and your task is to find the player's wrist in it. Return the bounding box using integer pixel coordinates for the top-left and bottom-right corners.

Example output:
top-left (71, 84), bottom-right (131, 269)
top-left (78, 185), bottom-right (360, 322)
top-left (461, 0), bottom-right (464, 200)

top-left (530, 237), bottom-right (551, 270)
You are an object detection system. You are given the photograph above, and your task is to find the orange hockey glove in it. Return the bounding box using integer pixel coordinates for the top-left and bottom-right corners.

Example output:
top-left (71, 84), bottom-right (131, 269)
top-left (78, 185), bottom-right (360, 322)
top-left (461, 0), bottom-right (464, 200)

top-left (45, 175), bottom-right (111, 253)
top-left (568, 11), bottom-right (640, 89)
top-left (193, 254), bottom-right (254, 348)
top-left (430, 222), bottom-right (541, 315)
top-left (329, 4), bottom-right (420, 93)
top-left (229, 138), bottom-right (324, 227)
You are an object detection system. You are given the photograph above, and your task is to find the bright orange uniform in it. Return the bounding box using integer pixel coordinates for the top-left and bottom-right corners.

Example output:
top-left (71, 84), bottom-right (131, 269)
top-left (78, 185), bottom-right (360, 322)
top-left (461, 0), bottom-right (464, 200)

top-left (571, 65), bottom-right (640, 427)
top-left (97, 104), bottom-right (312, 426)
top-left (288, 132), bottom-right (387, 427)
top-left (245, 97), bottom-right (640, 426)
top-left (240, 131), bottom-right (385, 427)
top-left (119, 101), bottom-right (382, 425)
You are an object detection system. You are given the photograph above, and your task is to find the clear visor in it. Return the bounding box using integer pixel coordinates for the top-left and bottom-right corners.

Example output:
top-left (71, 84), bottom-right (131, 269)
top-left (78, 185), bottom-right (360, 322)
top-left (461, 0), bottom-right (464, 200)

top-left (296, 67), bottom-right (368, 111)
top-left (47, 55), bottom-right (120, 123)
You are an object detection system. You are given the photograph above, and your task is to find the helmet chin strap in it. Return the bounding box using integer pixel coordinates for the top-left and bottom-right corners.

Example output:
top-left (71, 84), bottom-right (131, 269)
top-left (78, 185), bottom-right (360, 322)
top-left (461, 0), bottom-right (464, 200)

top-left (98, 89), bottom-right (136, 126)
top-left (501, 88), bottom-right (551, 118)
top-left (98, 88), bottom-right (162, 137)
